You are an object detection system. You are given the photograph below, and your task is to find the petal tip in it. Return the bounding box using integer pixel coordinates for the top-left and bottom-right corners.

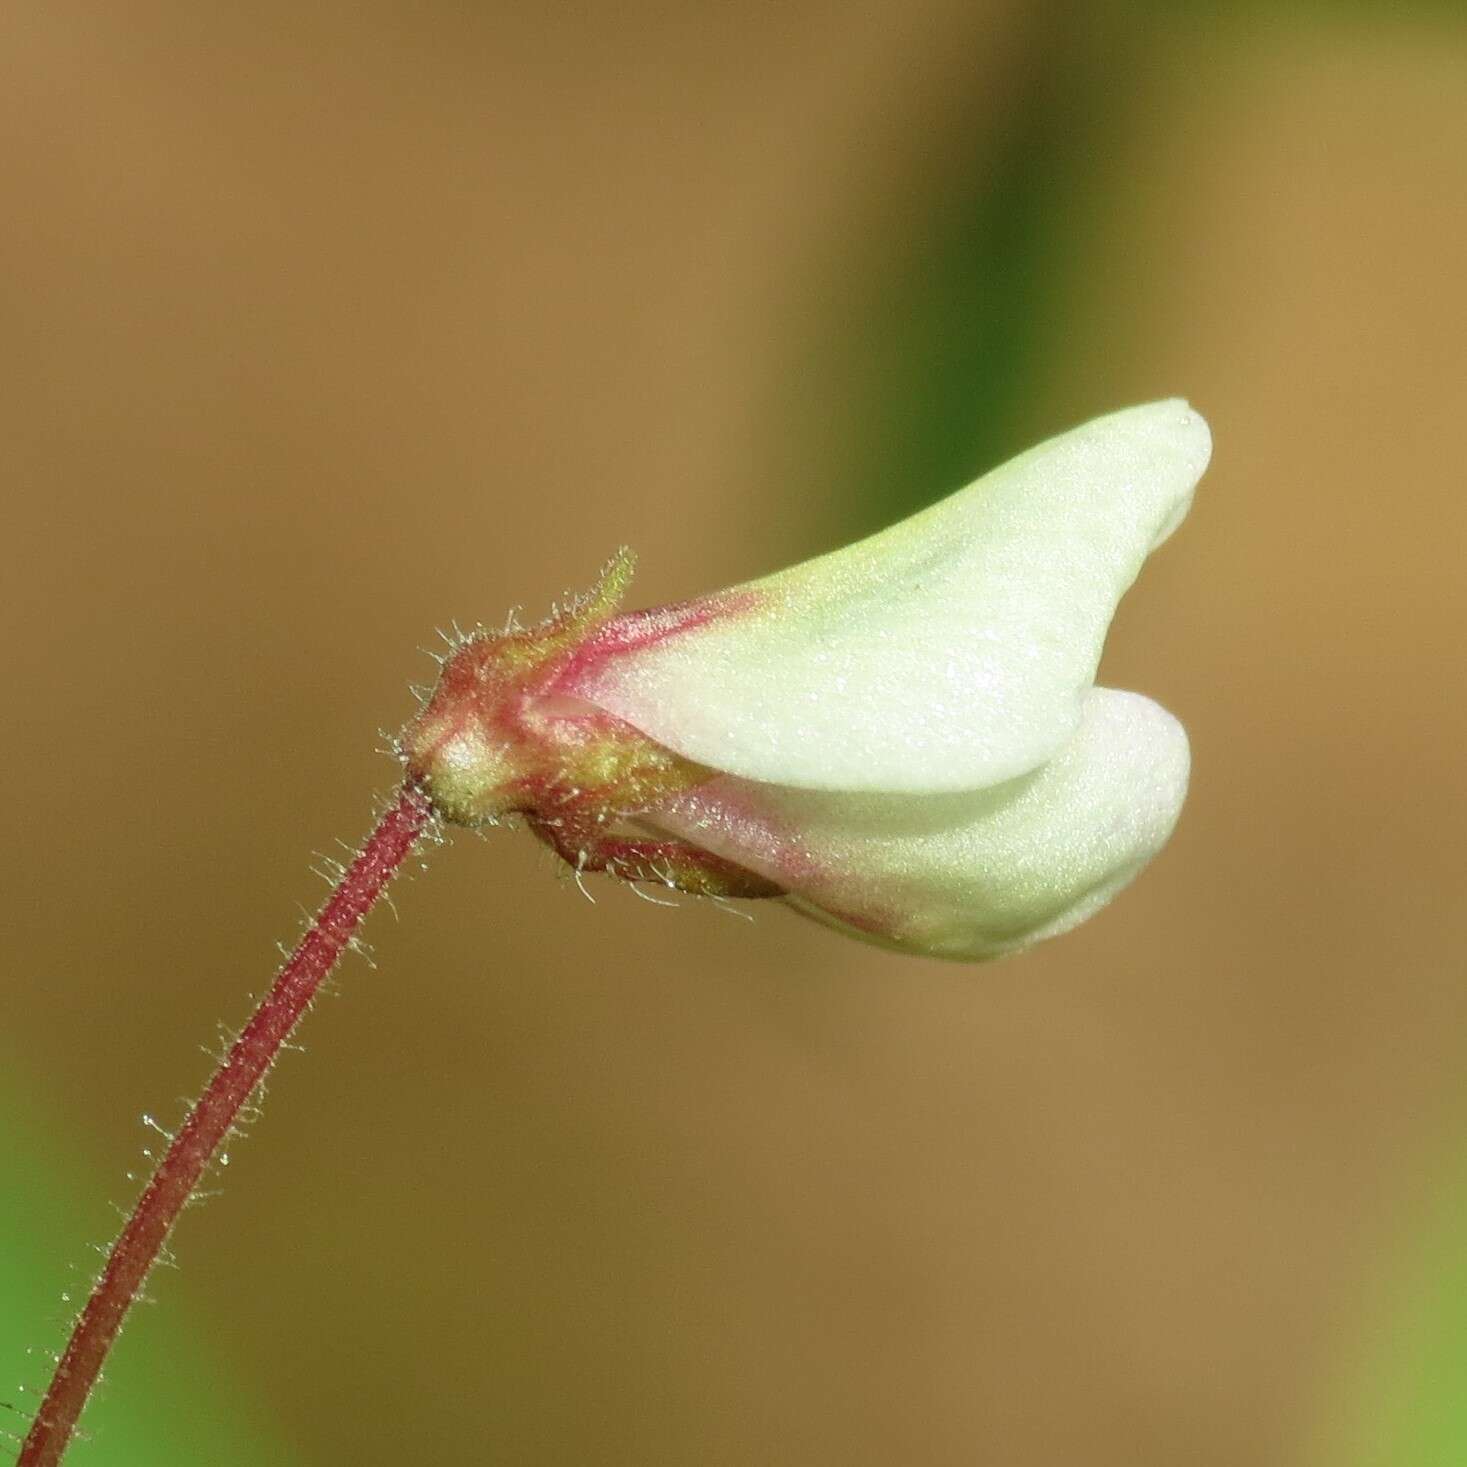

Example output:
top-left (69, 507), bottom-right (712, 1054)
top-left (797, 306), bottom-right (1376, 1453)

top-left (1111, 396), bottom-right (1211, 466)
top-left (1083, 686), bottom-right (1191, 846)
top-left (1114, 398), bottom-right (1212, 547)
top-left (1162, 397), bottom-right (1212, 476)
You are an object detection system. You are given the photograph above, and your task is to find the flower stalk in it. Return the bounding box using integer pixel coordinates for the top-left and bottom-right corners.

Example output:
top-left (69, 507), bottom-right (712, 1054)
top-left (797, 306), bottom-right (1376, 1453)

top-left (17, 783), bottom-right (434, 1467)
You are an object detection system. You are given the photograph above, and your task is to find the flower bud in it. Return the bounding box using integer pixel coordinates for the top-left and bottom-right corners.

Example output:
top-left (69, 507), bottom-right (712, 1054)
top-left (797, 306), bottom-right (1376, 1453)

top-left (404, 400), bottom-right (1211, 959)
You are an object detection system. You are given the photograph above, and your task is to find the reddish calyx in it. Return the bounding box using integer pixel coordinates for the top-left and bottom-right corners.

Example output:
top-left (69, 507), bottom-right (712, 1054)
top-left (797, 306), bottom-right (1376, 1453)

top-left (401, 551), bottom-right (782, 902)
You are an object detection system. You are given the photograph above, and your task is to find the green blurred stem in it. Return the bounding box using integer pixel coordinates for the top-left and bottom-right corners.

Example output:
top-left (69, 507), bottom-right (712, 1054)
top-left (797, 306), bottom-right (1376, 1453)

top-left (17, 784), bottom-right (433, 1467)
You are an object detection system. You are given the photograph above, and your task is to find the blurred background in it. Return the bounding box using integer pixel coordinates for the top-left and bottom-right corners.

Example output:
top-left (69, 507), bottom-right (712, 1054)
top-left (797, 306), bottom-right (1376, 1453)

top-left (3, 2), bottom-right (1467, 1463)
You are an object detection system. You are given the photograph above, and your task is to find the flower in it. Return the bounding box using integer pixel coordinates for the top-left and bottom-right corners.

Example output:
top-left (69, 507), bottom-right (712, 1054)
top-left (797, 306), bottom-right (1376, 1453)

top-left (403, 399), bottom-right (1210, 960)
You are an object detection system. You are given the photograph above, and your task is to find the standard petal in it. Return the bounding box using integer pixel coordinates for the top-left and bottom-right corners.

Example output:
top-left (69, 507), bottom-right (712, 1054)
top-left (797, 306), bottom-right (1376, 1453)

top-left (566, 399), bottom-right (1209, 793)
top-left (644, 688), bottom-right (1190, 960)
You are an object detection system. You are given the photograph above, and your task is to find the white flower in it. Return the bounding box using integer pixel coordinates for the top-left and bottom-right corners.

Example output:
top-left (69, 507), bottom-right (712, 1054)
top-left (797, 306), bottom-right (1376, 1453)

top-left (404, 399), bottom-right (1210, 960)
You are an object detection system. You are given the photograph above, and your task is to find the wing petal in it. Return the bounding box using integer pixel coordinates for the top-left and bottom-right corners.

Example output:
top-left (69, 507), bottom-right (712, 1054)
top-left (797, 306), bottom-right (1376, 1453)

top-left (645, 687), bottom-right (1190, 960)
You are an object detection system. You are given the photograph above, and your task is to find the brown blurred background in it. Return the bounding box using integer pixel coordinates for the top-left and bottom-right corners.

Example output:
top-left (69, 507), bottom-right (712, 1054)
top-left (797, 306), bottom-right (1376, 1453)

top-left (4, 3), bottom-right (1467, 1464)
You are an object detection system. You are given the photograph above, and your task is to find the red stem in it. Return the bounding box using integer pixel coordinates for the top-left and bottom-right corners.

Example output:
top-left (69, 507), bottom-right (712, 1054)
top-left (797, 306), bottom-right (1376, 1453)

top-left (18, 783), bottom-right (434, 1467)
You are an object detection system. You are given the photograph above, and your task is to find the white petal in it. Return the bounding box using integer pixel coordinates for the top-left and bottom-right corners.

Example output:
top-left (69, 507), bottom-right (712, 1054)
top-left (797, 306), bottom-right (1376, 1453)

top-left (646, 688), bottom-right (1189, 960)
top-left (570, 400), bottom-right (1209, 793)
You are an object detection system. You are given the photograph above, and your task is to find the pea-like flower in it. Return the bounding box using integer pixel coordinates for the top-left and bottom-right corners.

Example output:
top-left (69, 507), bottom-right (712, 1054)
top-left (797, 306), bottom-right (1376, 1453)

top-left (403, 399), bottom-right (1210, 960)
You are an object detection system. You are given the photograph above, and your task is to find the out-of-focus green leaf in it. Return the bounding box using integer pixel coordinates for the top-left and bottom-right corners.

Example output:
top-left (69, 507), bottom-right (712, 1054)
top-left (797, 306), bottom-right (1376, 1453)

top-left (0, 1069), bottom-right (299, 1466)
top-left (1319, 1167), bottom-right (1467, 1467)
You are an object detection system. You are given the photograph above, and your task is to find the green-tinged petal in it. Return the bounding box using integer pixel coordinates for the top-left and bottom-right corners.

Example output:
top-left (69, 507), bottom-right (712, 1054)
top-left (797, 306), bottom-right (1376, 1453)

top-left (572, 400), bottom-right (1208, 793)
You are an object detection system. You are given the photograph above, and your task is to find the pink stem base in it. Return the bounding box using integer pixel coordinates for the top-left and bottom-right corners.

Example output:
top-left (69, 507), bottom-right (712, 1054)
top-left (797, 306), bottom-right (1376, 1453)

top-left (18, 783), bottom-right (434, 1467)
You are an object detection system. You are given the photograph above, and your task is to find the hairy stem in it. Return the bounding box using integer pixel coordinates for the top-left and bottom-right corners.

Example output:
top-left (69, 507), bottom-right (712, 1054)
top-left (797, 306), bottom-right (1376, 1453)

top-left (18, 783), bottom-right (434, 1467)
